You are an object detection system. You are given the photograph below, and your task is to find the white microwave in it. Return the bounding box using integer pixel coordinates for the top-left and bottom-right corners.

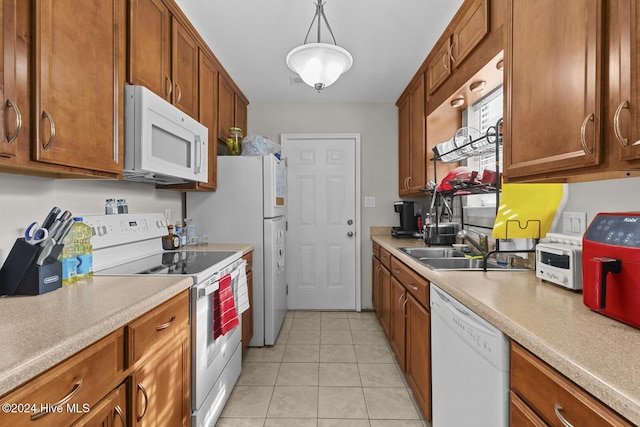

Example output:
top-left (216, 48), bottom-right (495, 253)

top-left (123, 85), bottom-right (208, 184)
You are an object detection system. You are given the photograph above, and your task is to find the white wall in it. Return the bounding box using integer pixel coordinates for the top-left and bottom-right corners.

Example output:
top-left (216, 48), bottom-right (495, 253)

top-left (248, 102), bottom-right (399, 310)
top-left (0, 172), bottom-right (182, 263)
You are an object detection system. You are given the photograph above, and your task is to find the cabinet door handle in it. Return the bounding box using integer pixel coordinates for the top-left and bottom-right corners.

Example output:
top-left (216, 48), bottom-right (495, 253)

top-left (554, 403), bottom-right (575, 427)
top-left (136, 382), bottom-right (149, 421)
top-left (448, 40), bottom-right (456, 62)
top-left (30, 379), bottom-right (83, 420)
top-left (156, 315), bottom-right (176, 331)
top-left (613, 100), bottom-right (630, 147)
top-left (41, 110), bottom-right (56, 150)
top-left (392, 268), bottom-right (401, 275)
top-left (442, 50), bottom-right (449, 72)
top-left (402, 297), bottom-right (408, 317)
top-left (406, 176), bottom-right (411, 189)
top-left (113, 405), bottom-right (125, 426)
top-left (408, 284), bottom-right (419, 291)
top-left (579, 113), bottom-right (594, 155)
top-left (175, 82), bottom-right (182, 103)
top-left (165, 76), bottom-right (173, 98)
top-left (5, 98), bottom-right (22, 144)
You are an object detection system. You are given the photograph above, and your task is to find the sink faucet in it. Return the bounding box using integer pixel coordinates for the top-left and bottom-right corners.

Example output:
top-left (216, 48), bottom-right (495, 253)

top-left (457, 229), bottom-right (489, 254)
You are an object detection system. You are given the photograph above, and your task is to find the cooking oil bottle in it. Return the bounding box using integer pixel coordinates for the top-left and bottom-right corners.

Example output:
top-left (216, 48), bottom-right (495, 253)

top-left (59, 234), bottom-right (77, 286)
top-left (71, 217), bottom-right (93, 283)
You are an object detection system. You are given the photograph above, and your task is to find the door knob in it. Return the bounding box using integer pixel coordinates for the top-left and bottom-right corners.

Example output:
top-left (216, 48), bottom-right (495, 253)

top-left (347, 231), bottom-right (354, 237)
top-left (347, 219), bottom-right (353, 225)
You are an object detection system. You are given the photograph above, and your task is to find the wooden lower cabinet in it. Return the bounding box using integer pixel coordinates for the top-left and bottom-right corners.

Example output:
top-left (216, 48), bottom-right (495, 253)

top-left (405, 294), bottom-right (431, 419)
top-left (130, 331), bottom-right (190, 427)
top-left (71, 382), bottom-right (127, 427)
top-left (372, 255), bottom-right (381, 315)
top-left (389, 276), bottom-right (407, 371)
top-left (379, 262), bottom-right (391, 339)
top-left (511, 341), bottom-right (633, 427)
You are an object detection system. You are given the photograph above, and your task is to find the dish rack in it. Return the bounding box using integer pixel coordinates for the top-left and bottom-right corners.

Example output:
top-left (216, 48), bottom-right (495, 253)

top-left (428, 118), bottom-right (540, 270)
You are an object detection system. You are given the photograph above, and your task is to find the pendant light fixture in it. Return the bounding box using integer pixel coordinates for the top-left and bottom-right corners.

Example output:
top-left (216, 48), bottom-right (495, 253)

top-left (286, 0), bottom-right (353, 92)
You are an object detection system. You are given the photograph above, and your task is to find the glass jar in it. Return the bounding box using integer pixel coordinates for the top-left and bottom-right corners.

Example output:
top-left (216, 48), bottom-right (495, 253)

top-left (227, 127), bottom-right (243, 155)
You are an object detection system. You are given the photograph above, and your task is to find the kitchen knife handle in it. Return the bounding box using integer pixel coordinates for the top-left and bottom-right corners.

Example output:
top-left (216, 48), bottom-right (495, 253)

top-left (41, 207), bottom-right (61, 230)
top-left (5, 98), bottom-right (22, 144)
top-left (592, 257), bottom-right (622, 310)
top-left (613, 100), bottom-right (630, 147)
top-left (41, 110), bottom-right (56, 150)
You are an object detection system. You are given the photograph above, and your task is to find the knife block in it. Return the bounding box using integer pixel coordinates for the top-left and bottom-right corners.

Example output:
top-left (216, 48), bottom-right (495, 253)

top-left (0, 238), bottom-right (63, 296)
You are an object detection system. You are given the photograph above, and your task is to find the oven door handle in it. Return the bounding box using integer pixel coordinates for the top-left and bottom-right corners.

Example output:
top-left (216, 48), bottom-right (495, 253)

top-left (198, 281), bottom-right (219, 298)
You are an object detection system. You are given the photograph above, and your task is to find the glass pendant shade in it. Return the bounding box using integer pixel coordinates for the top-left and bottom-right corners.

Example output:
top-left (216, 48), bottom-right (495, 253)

top-left (286, 42), bottom-right (353, 91)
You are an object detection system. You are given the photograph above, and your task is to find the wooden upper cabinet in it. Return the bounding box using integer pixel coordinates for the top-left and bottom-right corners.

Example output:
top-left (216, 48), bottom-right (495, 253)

top-left (128, 0), bottom-right (172, 101)
top-left (504, 0), bottom-right (603, 179)
top-left (451, 0), bottom-right (489, 67)
top-left (0, 0), bottom-right (19, 158)
top-left (397, 74), bottom-right (426, 196)
top-left (196, 50), bottom-right (218, 190)
top-left (217, 73), bottom-right (235, 144)
top-left (397, 94), bottom-right (411, 195)
top-left (34, 0), bottom-right (123, 174)
top-left (171, 17), bottom-right (198, 118)
top-left (608, 0), bottom-right (640, 165)
top-left (426, 38), bottom-right (453, 95)
top-left (235, 94), bottom-right (248, 136)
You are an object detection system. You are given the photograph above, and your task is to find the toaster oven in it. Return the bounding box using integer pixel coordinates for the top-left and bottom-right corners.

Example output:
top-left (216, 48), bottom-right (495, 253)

top-left (536, 242), bottom-right (583, 290)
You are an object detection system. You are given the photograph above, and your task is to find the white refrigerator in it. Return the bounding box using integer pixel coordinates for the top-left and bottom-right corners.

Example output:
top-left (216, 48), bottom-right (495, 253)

top-left (187, 154), bottom-right (287, 346)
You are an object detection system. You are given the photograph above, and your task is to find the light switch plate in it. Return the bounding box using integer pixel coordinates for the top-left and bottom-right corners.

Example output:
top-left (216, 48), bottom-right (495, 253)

top-left (562, 211), bottom-right (587, 235)
top-left (364, 196), bottom-right (376, 208)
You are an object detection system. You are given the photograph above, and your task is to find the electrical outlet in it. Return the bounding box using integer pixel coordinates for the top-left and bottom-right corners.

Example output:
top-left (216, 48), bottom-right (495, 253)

top-left (364, 196), bottom-right (376, 208)
top-left (164, 208), bottom-right (171, 225)
top-left (562, 212), bottom-right (587, 235)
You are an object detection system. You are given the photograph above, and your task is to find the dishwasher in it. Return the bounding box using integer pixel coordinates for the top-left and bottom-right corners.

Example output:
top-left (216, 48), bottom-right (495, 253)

top-left (430, 283), bottom-right (509, 427)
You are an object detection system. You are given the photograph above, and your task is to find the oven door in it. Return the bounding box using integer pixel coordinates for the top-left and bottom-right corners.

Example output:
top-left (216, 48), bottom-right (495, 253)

top-left (191, 265), bottom-right (242, 412)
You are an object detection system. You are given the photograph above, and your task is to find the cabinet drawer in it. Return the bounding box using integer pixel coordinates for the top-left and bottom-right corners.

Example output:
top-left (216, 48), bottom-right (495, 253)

top-left (390, 257), bottom-right (429, 307)
top-left (0, 330), bottom-right (123, 427)
top-left (243, 251), bottom-right (253, 272)
top-left (511, 342), bottom-right (633, 427)
top-left (127, 290), bottom-right (190, 366)
top-left (372, 242), bottom-right (380, 259)
top-left (379, 247), bottom-right (392, 269)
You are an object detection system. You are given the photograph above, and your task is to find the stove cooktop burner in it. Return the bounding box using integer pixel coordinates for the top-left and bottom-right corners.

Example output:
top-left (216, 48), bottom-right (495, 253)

top-left (97, 250), bottom-right (239, 276)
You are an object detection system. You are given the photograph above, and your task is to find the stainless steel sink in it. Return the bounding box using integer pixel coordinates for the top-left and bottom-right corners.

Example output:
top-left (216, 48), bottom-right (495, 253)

top-left (399, 247), bottom-right (464, 259)
top-left (399, 247), bottom-right (529, 271)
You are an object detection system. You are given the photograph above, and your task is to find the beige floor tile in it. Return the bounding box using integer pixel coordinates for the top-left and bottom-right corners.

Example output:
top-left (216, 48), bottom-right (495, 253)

top-left (216, 417), bottom-right (266, 426)
top-left (354, 345), bottom-right (395, 363)
top-left (276, 362), bottom-right (319, 386)
top-left (321, 311), bottom-right (350, 319)
top-left (318, 420), bottom-right (370, 427)
top-left (285, 310), bottom-right (296, 319)
top-left (359, 363), bottom-right (405, 388)
top-left (220, 385), bottom-right (274, 418)
top-left (320, 344), bottom-right (357, 363)
top-left (319, 362), bottom-right (361, 386)
top-left (321, 330), bottom-right (353, 345)
top-left (294, 310), bottom-right (323, 319)
top-left (288, 329), bottom-right (321, 344)
top-left (318, 386), bottom-right (368, 419)
top-left (283, 344), bottom-right (320, 362)
top-left (292, 317), bottom-right (322, 330)
top-left (244, 345), bottom-right (285, 363)
top-left (265, 419), bottom-right (318, 427)
top-left (363, 388), bottom-right (420, 420)
top-left (347, 311), bottom-right (377, 319)
top-left (281, 318), bottom-right (293, 331)
top-left (275, 328), bottom-right (289, 346)
top-left (267, 386), bottom-right (318, 418)
top-left (321, 318), bottom-right (351, 331)
top-left (351, 330), bottom-right (388, 345)
top-left (349, 317), bottom-right (383, 331)
top-left (237, 362), bottom-right (280, 386)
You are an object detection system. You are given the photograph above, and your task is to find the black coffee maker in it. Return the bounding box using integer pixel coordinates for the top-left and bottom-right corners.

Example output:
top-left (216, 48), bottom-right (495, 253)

top-left (392, 201), bottom-right (418, 238)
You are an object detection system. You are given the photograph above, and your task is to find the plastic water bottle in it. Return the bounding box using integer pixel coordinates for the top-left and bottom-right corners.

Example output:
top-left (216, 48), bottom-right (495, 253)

top-left (72, 217), bottom-right (93, 283)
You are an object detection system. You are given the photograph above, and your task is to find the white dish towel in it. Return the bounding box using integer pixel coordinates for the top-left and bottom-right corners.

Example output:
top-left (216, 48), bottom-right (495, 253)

top-left (236, 260), bottom-right (250, 314)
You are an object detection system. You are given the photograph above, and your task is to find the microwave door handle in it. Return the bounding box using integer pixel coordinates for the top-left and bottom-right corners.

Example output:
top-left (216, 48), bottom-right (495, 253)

top-left (194, 135), bottom-right (202, 174)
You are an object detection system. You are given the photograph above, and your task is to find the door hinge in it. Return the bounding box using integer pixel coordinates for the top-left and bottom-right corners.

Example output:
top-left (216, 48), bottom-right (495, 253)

top-left (286, 221), bottom-right (288, 231)
top-left (286, 284), bottom-right (289, 295)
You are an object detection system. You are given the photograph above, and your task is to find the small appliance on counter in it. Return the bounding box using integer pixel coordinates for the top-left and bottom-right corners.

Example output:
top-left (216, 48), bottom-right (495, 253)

top-left (424, 222), bottom-right (458, 246)
top-left (536, 233), bottom-right (583, 290)
top-left (392, 201), bottom-right (420, 238)
top-left (582, 212), bottom-right (640, 328)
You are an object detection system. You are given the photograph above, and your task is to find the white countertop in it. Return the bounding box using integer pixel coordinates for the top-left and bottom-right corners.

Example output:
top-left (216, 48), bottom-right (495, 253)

top-left (374, 235), bottom-right (640, 425)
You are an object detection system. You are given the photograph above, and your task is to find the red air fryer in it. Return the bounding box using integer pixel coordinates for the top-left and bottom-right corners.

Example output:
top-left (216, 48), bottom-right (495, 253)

top-left (583, 212), bottom-right (640, 328)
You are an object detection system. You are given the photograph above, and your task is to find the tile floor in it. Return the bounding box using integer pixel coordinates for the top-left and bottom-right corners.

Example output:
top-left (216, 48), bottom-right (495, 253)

top-left (216, 310), bottom-right (430, 427)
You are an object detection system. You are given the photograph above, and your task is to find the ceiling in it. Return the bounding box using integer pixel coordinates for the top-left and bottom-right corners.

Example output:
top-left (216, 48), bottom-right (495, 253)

top-left (174, 0), bottom-right (464, 104)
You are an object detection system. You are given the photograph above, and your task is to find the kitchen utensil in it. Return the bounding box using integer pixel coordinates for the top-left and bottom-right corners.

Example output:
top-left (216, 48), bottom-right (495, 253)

top-left (40, 207), bottom-right (61, 230)
top-left (492, 182), bottom-right (567, 239)
top-left (36, 239), bottom-right (55, 265)
top-left (24, 222), bottom-right (49, 245)
top-left (54, 218), bottom-right (75, 244)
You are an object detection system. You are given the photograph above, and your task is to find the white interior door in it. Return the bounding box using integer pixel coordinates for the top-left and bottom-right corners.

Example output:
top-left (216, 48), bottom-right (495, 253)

top-left (283, 134), bottom-right (360, 310)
